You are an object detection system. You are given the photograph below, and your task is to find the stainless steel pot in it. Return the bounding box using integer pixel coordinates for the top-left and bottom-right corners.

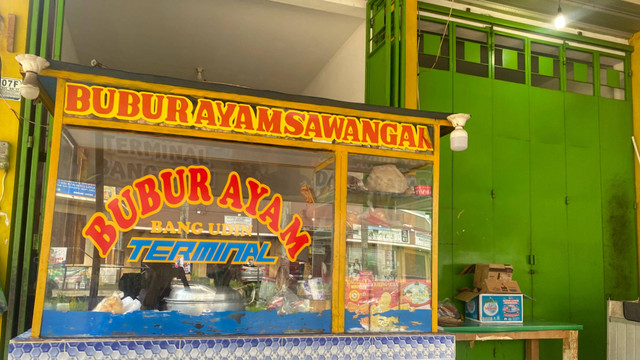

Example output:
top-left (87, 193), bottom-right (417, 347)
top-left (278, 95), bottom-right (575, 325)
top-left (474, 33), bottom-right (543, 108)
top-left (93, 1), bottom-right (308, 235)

top-left (164, 283), bottom-right (245, 316)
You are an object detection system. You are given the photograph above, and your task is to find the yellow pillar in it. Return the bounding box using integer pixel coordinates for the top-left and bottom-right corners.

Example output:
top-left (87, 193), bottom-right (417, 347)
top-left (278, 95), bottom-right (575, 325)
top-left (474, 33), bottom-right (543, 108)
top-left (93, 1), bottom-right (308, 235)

top-left (404, 0), bottom-right (418, 110)
top-left (630, 33), bottom-right (640, 295)
top-left (0, 0), bottom-right (30, 348)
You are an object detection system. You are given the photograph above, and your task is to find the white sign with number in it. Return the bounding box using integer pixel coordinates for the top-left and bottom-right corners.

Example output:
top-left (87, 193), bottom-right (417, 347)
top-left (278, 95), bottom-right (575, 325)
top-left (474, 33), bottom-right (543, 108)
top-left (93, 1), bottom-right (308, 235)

top-left (1, 78), bottom-right (22, 101)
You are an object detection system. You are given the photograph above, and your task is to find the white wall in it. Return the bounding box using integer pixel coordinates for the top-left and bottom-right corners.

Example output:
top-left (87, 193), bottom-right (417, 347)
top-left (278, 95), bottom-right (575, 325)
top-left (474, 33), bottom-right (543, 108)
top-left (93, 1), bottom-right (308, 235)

top-left (302, 21), bottom-right (365, 103)
top-left (60, 18), bottom-right (80, 64)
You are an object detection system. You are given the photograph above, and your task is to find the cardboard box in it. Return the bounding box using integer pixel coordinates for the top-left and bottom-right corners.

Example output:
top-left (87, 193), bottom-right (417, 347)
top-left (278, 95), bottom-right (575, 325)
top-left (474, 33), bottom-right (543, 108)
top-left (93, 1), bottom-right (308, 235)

top-left (463, 294), bottom-right (523, 323)
top-left (461, 264), bottom-right (515, 288)
top-left (456, 264), bottom-right (524, 323)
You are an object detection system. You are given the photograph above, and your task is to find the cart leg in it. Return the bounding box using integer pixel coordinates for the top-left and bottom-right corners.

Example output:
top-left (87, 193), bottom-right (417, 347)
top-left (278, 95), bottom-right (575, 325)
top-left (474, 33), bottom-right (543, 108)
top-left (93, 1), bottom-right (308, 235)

top-left (562, 330), bottom-right (579, 360)
top-left (525, 339), bottom-right (539, 360)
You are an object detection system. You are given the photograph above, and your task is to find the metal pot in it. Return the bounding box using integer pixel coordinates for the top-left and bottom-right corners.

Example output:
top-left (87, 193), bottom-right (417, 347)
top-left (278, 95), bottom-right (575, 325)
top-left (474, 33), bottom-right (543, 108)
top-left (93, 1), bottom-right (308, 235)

top-left (164, 283), bottom-right (245, 316)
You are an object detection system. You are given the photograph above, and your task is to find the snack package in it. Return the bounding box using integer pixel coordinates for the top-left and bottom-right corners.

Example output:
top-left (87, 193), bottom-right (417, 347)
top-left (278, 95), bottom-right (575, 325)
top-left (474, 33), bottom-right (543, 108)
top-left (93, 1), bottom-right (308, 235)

top-left (302, 277), bottom-right (325, 300)
top-left (300, 183), bottom-right (315, 203)
top-left (93, 294), bottom-right (124, 314)
top-left (346, 211), bottom-right (359, 229)
top-left (363, 207), bottom-right (390, 227)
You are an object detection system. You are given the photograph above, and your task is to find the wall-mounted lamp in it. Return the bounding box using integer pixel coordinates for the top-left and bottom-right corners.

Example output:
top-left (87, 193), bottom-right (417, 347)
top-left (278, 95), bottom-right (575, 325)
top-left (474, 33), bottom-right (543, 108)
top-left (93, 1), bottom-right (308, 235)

top-left (554, 3), bottom-right (566, 29)
top-left (447, 113), bottom-right (471, 151)
top-left (15, 54), bottom-right (50, 100)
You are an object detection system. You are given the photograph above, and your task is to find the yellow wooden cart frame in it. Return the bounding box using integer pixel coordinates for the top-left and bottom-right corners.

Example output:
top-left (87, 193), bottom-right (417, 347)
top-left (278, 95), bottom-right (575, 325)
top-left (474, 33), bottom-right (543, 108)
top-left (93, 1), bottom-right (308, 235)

top-left (31, 65), bottom-right (450, 337)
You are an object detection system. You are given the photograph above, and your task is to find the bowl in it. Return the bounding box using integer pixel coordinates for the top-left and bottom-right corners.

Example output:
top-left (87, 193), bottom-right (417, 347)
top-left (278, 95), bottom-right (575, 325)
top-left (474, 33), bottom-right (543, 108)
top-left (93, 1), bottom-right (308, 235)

top-left (164, 283), bottom-right (245, 315)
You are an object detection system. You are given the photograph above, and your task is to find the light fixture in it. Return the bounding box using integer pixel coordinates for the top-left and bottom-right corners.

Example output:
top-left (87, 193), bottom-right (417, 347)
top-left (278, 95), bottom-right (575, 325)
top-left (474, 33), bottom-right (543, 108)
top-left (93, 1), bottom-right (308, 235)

top-left (15, 54), bottom-right (50, 100)
top-left (554, 3), bottom-right (566, 29)
top-left (196, 67), bottom-right (205, 81)
top-left (447, 113), bottom-right (471, 151)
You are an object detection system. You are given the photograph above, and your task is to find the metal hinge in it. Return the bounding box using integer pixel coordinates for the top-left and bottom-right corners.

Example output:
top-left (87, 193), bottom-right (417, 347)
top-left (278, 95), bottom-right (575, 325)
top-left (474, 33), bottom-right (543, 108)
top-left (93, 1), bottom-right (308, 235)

top-left (528, 254), bottom-right (536, 265)
top-left (32, 234), bottom-right (41, 250)
top-left (27, 135), bottom-right (34, 148)
top-left (491, 189), bottom-right (496, 199)
top-left (565, 196), bottom-right (570, 205)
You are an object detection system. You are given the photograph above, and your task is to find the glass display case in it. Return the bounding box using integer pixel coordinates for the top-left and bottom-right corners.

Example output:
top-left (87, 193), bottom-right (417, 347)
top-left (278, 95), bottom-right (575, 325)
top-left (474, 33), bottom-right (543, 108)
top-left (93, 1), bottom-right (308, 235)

top-left (30, 76), bottom-right (448, 338)
top-left (342, 155), bottom-right (433, 332)
top-left (43, 127), bottom-right (335, 336)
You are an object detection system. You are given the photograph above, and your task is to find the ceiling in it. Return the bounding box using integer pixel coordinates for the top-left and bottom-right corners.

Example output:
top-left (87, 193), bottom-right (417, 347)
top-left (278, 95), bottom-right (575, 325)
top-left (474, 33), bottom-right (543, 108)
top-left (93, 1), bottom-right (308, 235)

top-left (62, 0), bottom-right (366, 94)
top-left (447, 0), bottom-right (640, 40)
top-left (61, 0), bottom-right (640, 96)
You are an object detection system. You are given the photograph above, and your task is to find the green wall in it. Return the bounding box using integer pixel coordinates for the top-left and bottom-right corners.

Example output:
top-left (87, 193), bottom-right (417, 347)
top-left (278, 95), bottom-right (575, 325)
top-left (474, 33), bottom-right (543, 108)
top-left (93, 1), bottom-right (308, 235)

top-left (367, 10), bottom-right (637, 359)
top-left (421, 58), bottom-right (636, 360)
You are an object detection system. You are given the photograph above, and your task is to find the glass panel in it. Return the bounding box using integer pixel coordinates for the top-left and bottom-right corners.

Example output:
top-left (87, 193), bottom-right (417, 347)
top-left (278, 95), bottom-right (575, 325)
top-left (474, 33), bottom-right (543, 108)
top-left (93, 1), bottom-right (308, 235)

top-left (42, 126), bottom-right (335, 337)
top-left (464, 41), bottom-right (481, 63)
top-left (369, 1), bottom-right (387, 53)
top-left (537, 56), bottom-right (554, 77)
top-left (344, 154), bottom-right (433, 333)
top-left (573, 62), bottom-right (589, 82)
top-left (423, 33), bottom-right (442, 55)
top-left (373, 9), bottom-right (385, 34)
top-left (566, 49), bottom-right (594, 96)
top-left (455, 27), bottom-right (488, 77)
top-left (501, 48), bottom-right (519, 70)
top-left (530, 42), bottom-right (560, 90)
top-left (494, 35), bottom-right (525, 84)
top-left (418, 20), bottom-right (449, 71)
top-left (600, 55), bottom-right (626, 100)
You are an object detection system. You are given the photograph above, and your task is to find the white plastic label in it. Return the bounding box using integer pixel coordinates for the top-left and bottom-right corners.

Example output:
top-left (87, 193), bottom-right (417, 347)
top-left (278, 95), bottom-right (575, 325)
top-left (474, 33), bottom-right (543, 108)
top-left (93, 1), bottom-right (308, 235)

top-left (1, 78), bottom-right (22, 101)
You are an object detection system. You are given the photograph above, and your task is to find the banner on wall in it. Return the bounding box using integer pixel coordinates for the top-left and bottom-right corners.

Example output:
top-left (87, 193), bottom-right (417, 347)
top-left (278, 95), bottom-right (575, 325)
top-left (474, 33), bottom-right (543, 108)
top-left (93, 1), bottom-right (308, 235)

top-left (63, 83), bottom-right (434, 152)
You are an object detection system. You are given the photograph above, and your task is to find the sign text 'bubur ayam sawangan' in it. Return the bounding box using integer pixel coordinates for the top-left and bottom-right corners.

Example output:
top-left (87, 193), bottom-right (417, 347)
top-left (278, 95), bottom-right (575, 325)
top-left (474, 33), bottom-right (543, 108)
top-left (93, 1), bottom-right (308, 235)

top-left (64, 83), bottom-right (433, 151)
top-left (82, 166), bottom-right (309, 264)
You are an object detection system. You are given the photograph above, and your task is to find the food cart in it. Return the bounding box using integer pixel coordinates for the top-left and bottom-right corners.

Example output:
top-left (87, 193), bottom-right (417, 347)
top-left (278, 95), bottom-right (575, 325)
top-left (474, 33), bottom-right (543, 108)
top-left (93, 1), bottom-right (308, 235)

top-left (9, 62), bottom-right (455, 360)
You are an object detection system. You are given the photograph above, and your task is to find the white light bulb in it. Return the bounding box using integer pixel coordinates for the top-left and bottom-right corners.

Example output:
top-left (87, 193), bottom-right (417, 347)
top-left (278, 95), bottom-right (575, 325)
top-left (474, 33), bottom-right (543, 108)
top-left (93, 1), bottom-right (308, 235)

top-left (447, 113), bottom-right (471, 151)
top-left (15, 54), bottom-right (50, 100)
top-left (450, 127), bottom-right (468, 151)
top-left (20, 72), bottom-right (40, 100)
top-left (555, 8), bottom-right (566, 29)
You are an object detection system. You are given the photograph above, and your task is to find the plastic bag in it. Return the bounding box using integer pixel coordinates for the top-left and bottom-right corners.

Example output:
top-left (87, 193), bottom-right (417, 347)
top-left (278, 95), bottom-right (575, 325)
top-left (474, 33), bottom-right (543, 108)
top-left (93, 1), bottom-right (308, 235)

top-left (121, 296), bottom-right (141, 313)
top-left (437, 298), bottom-right (462, 326)
top-left (267, 288), bottom-right (308, 315)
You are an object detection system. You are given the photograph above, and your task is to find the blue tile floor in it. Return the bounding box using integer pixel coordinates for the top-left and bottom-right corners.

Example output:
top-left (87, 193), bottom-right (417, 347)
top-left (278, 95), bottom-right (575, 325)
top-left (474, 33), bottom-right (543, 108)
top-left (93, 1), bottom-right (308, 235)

top-left (9, 333), bottom-right (455, 359)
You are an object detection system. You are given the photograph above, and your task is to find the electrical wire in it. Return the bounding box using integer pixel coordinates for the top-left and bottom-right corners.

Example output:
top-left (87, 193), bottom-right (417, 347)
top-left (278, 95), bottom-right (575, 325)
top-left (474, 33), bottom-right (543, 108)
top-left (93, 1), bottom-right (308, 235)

top-left (417, 0), bottom-right (455, 110)
top-left (0, 92), bottom-right (50, 128)
top-left (431, 0), bottom-right (455, 70)
top-left (632, 136), bottom-right (640, 165)
top-left (0, 171), bottom-right (8, 227)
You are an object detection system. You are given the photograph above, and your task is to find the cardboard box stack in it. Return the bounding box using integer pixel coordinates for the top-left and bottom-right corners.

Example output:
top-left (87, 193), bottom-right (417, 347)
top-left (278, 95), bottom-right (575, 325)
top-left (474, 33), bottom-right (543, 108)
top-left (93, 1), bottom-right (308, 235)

top-left (455, 264), bottom-right (523, 323)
